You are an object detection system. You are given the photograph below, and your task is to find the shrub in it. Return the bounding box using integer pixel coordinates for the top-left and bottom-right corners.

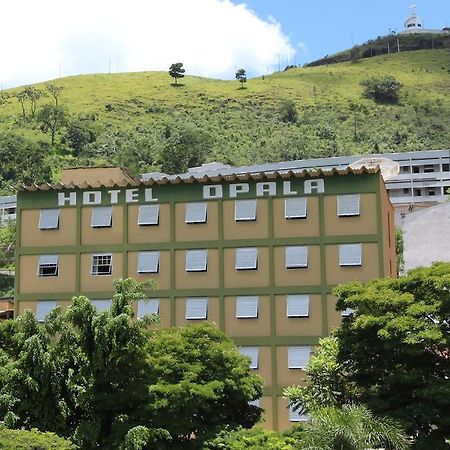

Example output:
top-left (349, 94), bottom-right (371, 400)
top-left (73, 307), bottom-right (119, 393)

top-left (0, 426), bottom-right (77, 449)
top-left (361, 75), bottom-right (402, 103)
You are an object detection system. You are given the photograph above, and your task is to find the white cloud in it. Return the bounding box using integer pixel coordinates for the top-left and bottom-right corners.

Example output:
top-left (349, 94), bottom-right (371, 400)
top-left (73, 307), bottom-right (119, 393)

top-left (0, 0), bottom-right (295, 88)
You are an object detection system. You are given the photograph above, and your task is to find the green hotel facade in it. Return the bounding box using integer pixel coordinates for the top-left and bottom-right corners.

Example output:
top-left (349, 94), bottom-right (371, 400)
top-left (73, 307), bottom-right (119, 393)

top-left (15, 166), bottom-right (396, 430)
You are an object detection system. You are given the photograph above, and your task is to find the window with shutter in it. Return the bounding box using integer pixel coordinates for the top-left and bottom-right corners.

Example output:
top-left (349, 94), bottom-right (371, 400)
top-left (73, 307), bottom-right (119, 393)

top-left (185, 249), bottom-right (208, 272)
top-left (138, 251), bottom-right (160, 273)
top-left (339, 243), bottom-right (362, 266)
top-left (239, 346), bottom-right (259, 369)
top-left (91, 206), bottom-right (113, 227)
top-left (37, 255), bottom-right (59, 277)
top-left (235, 199), bottom-right (257, 221)
top-left (36, 301), bottom-right (58, 322)
top-left (38, 209), bottom-right (60, 229)
top-left (236, 296), bottom-right (259, 319)
top-left (289, 404), bottom-right (309, 422)
top-left (91, 254), bottom-right (112, 275)
top-left (137, 299), bottom-right (160, 318)
top-left (285, 197), bottom-right (307, 219)
top-left (287, 295), bottom-right (309, 317)
top-left (185, 202), bottom-right (207, 223)
top-left (337, 194), bottom-right (360, 216)
top-left (138, 205), bottom-right (159, 225)
top-left (288, 346), bottom-right (311, 369)
top-left (235, 247), bottom-right (258, 270)
top-left (185, 297), bottom-right (208, 319)
top-left (91, 299), bottom-right (112, 312)
top-left (285, 246), bottom-right (308, 269)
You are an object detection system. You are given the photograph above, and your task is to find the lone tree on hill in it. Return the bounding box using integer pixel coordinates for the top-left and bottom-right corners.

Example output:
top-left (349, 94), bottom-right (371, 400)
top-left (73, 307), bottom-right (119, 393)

top-left (46, 84), bottom-right (64, 107)
top-left (169, 62), bottom-right (185, 85)
top-left (235, 68), bottom-right (247, 88)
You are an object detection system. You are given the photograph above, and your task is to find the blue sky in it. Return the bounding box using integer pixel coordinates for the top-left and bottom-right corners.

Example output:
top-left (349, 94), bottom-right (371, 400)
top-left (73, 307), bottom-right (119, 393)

top-left (1, 0), bottom-right (449, 88)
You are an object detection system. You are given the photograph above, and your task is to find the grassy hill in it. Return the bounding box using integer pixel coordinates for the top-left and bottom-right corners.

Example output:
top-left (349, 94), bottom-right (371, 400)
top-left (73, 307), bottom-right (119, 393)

top-left (0, 48), bottom-right (449, 189)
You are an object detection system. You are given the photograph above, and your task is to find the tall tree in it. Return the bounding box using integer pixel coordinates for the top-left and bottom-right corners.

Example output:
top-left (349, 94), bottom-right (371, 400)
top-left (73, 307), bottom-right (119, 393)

top-left (37, 105), bottom-right (68, 146)
top-left (24, 86), bottom-right (44, 117)
top-left (15, 90), bottom-right (27, 118)
top-left (46, 84), bottom-right (64, 107)
top-left (235, 68), bottom-right (247, 88)
top-left (168, 62), bottom-right (185, 85)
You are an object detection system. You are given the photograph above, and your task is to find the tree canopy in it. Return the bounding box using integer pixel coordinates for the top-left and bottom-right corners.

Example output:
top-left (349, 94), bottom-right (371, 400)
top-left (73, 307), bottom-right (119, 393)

top-left (169, 62), bottom-right (185, 85)
top-left (235, 68), bottom-right (247, 88)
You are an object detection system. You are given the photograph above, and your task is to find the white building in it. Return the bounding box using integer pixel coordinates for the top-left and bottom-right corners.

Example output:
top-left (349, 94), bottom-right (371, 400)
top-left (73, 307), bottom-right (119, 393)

top-left (399, 4), bottom-right (449, 35)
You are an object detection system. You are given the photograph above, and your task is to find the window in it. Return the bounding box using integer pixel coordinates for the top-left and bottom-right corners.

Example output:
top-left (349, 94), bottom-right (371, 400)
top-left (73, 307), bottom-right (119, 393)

top-left (138, 205), bottom-right (159, 226)
top-left (235, 199), bottom-right (257, 221)
top-left (236, 296), bottom-right (259, 319)
top-left (91, 253), bottom-right (112, 275)
top-left (91, 206), bottom-right (112, 227)
top-left (185, 249), bottom-right (208, 272)
top-left (287, 295), bottom-right (309, 317)
top-left (37, 255), bottom-right (59, 277)
top-left (185, 297), bottom-right (208, 320)
top-left (185, 202), bottom-right (207, 223)
top-left (413, 166), bottom-right (420, 174)
top-left (138, 251), bottom-right (159, 273)
top-left (285, 197), bottom-right (307, 219)
top-left (91, 299), bottom-right (112, 312)
top-left (38, 208), bottom-right (60, 229)
top-left (424, 165), bottom-right (435, 173)
top-left (285, 246), bottom-right (308, 269)
top-left (235, 247), bottom-right (258, 270)
top-left (339, 244), bottom-right (362, 267)
top-left (239, 346), bottom-right (259, 369)
top-left (36, 301), bottom-right (58, 322)
top-left (442, 164), bottom-right (449, 172)
top-left (337, 194), bottom-right (360, 217)
top-left (288, 346), bottom-right (311, 369)
top-left (289, 404), bottom-right (309, 422)
top-left (137, 299), bottom-right (159, 319)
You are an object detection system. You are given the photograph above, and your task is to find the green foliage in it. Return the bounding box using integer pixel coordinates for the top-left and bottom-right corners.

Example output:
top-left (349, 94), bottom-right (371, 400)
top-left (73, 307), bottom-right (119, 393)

top-left (395, 228), bottom-right (404, 274)
top-left (0, 220), bottom-right (15, 270)
top-left (120, 426), bottom-right (171, 450)
top-left (0, 273), bottom-right (14, 297)
top-left (361, 75), bottom-right (402, 103)
top-left (235, 68), bottom-right (247, 88)
top-left (169, 62), bottom-right (185, 85)
top-left (334, 262), bottom-right (450, 448)
top-left (63, 119), bottom-right (97, 156)
top-left (37, 104), bottom-right (68, 146)
top-left (279, 100), bottom-right (298, 124)
top-left (0, 425), bottom-right (77, 449)
top-left (46, 84), bottom-right (64, 107)
top-left (146, 322), bottom-right (263, 448)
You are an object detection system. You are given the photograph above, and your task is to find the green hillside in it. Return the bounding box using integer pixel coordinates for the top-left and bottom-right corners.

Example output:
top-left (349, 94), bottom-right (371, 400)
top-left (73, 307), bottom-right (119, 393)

top-left (0, 49), bottom-right (449, 191)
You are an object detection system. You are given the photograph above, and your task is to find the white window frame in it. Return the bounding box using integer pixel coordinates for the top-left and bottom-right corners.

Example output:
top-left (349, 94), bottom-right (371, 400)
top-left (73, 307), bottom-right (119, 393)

top-left (91, 206), bottom-right (113, 228)
top-left (37, 255), bottom-right (59, 277)
top-left (337, 194), bottom-right (360, 217)
top-left (287, 295), bottom-right (310, 318)
top-left (285, 197), bottom-right (307, 219)
top-left (185, 249), bottom-right (208, 272)
top-left (235, 199), bottom-right (257, 221)
top-left (36, 300), bottom-right (58, 322)
top-left (235, 247), bottom-right (258, 270)
top-left (236, 296), bottom-right (259, 319)
top-left (137, 299), bottom-right (160, 319)
top-left (239, 346), bottom-right (259, 369)
top-left (285, 246), bottom-right (308, 269)
top-left (91, 299), bottom-right (112, 312)
top-left (339, 243), bottom-right (362, 267)
top-left (91, 253), bottom-right (112, 276)
top-left (288, 346), bottom-right (311, 369)
top-left (38, 208), bottom-right (60, 230)
top-left (137, 251), bottom-right (160, 274)
top-left (185, 297), bottom-right (208, 320)
top-left (185, 202), bottom-right (207, 224)
top-left (137, 204), bottom-right (159, 226)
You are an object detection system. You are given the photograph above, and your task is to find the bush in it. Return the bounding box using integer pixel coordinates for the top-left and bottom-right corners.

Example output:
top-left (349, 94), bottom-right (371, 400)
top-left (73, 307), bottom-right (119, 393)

top-left (0, 426), bottom-right (77, 449)
top-left (279, 100), bottom-right (298, 124)
top-left (361, 75), bottom-right (402, 103)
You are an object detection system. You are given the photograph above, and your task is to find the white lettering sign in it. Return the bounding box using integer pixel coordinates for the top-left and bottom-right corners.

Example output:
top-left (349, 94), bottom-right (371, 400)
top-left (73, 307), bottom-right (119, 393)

top-left (58, 192), bottom-right (77, 206)
top-left (256, 182), bottom-right (277, 197)
top-left (108, 190), bottom-right (120, 204)
top-left (203, 185), bottom-right (223, 199)
top-left (229, 183), bottom-right (250, 198)
top-left (126, 189), bottom-right (139, 203)
top-left (144, 188), bottom-right (158, 202)
top-left (83, 191), bottom-right (101, 205)
top-left (304, 179), bottom-right (325, 194)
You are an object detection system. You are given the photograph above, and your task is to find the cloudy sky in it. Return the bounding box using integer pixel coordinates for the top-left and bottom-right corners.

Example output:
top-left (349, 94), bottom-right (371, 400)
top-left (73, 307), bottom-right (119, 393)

top-left (1, 0), bottom-right (449, 89)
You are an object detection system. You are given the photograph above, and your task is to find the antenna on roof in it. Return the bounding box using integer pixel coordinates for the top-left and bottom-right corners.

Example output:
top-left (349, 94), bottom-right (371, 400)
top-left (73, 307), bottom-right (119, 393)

top-left (409, 4), bottom-right (417, 15)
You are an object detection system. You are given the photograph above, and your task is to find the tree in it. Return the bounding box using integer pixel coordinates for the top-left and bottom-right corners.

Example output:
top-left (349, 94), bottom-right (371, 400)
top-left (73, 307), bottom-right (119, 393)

top-left (146, 323), bottom-right (263, 448)
top-left (46, 84), bottom-right (64, 107)
top-left (168, 62), bottom-right (185, 85)
top-left (0, 93), bottom-right (9, 108)
top-left (235, 68), bottom-right (247, 88)
top-left (63, 119), bottom-right (96, 156)
top-left (24, 86), bottom-right (44, 117)
top-left (361, 75), bottom-right (402, 103)
top-left (334, 262), bottom-right (450, 448)
top-left (395, 228), bottom-right (404, 274)
top-left (279, 99), bottom-right (298, 124)
top-left (15, 90), bottom-right (27, 118)
top-left (37, 104), bottom-right (68, 146)
top-left (0, 220), bottom-right (16, 269)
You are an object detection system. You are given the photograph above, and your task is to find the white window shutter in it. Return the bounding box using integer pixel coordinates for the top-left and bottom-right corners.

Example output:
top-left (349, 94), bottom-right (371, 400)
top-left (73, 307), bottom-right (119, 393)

top-left (337, 194), bottom-right (360, 216)
top-left (38, 255), bottom-right (58, 265)
top-left (339, 243), bottom-right (362, 266)
top-left (235, 247), bottom-right (258, 270)
top-left (285, 246), bottom-right (308, 268)
top-left (236, 296), bottom-right (259, 318)
top-left (185, 202), bottom-right (207, 223)
top-left (185, 249), bottom-right (208, 272)
top-left (185, 298), bottom-right (208, 319)
top-left (289, 405), bottom-right (309, 422)
top-left (239, 346), bottom-right (259, 369)
top-left (235, 199), bottom-right (257, 221)
top-left (287, 295), bottom-right (309, 317)
top-left (38, 209), bottom-right (60, 229)
top-left (138, 205), bottom-right (159, 225)
top-left (36, 301), bottom-right (58, 322)
top-left (91, 206), bottom-right (112, 227)
top-left (137, 299), bottom-right (160, 318)
top-left (285, 197), bottom-right (307, 219)
top-left (288, 346), bottom-right (311, 369)
top-left (138, 251), bottom-right (160, 273)
top-left (91, 299), bottom-right (112, 312)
